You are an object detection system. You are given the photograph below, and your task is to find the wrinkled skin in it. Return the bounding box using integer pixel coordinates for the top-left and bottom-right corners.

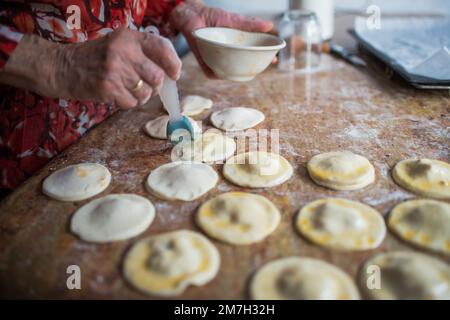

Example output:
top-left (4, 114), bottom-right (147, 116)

top-left (2, 28), bottom-right (181, 109)
top-left (56, 29), bottom-right (182, 109)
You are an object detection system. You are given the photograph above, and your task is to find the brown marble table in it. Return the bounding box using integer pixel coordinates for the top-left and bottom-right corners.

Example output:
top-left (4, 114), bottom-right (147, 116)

top-left (0, 48), bottom-right (449, 298)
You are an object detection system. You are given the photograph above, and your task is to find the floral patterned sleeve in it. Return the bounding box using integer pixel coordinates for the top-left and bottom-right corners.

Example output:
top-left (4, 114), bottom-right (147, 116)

top-left (0, 1), bottom-right (185, 190)
top-left (143, 0), bottom-right (184, 36)
top-left (0, 25), bottom-right (23, 70)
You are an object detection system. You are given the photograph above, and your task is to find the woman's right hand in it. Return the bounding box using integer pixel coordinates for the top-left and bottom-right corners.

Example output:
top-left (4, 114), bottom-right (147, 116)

top-left (1, 29), bottom-right (182, 109)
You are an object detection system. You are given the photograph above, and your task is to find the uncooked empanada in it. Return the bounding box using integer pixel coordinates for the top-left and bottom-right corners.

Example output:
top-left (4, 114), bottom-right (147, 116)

top-left (171, 131), bottom-right (236, 163)
top-left (71, 194), bottom-right (155, 243)
top-left (211, 107), bottom-right (265, 131)
top-left (144, 115), bottom-right (201, 139)
top-left (223, 151), bottom-right (293, 188)
top-left (124, 230), bottom-right (220, 296)
top-left (388, 199), bottom-right (450, 254)
top-left (296, 198), bottom-right (385, 251)
top-left (392, 158), bottom-right (450, 199)
top-left (181, 95), bottom-right (213, 116)
top-left (196, 192), bottom-right (280, 245)
top-left (358, 251), bottom-right (450, 300)
top-left (146, 161), bottom-right (218, 201)
top-left (250, 257), bottom-right (359, 300)
top-left (307, 151), bottom-right (375, 190)
top-left (43, 163), bottom-right (111, 201)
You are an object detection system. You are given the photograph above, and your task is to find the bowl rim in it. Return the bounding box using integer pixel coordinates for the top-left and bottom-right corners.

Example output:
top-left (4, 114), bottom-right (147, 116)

top-left (192, 27), bottom-right (286, 51)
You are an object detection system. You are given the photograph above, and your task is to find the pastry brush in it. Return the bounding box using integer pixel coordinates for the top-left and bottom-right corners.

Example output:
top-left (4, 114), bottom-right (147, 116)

top-left (159, 74), bottom-right (195, 144)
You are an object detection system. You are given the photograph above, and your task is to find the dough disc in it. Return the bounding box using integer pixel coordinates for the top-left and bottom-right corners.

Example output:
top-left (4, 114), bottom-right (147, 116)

top-left (358, 251), bottom-right (450, 299)
top-left (71, 194), bottom-right (155, 243)
top-left (181, 95), bottom-right (213, 116)
top-left (392, 158), bottom-right (450, 199)
top-left (146, 161), bottom-right (218, 201)
top-left (196, 192), bottom-right (280, 245)
top-left (171, 131), bottom-right (236, 163)
top-left (250, 257), bottom-right (360, 300)
top-left (42, 163), bottom-right (111, 201)
top-left (124, 230), bottom-right (220, 296)
top-left (388, 199), bottom-right (450, 254)
top-left (144, 115), bottom-right (201, 139)
top-left (307, 151), bottom-right (375, 190)
top-left (223, 151), bottom-right (293, 188)
top-left (210, 107), bottom-right (265, 131)
top-left (296, 198), bottom-right (386, 251)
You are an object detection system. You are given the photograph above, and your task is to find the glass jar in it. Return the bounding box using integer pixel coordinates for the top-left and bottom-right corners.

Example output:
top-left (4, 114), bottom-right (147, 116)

top-left (277, 10), bottom-right (323, 73)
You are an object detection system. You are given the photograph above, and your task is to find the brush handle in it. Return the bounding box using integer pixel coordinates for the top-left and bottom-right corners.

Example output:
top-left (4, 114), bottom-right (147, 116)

top-left (160, 75), bottom-right (182, 122)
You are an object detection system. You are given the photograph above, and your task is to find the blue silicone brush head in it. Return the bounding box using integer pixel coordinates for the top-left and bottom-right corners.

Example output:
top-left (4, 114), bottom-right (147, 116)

top-left (167, 115), bottom-right (196, 144)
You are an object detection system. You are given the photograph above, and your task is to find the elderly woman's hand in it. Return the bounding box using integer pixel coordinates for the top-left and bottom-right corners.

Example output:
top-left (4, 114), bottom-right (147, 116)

top-left (1, 29), bottom-right (181, 109)
top-left (170, 0), bottom-right (274, 78)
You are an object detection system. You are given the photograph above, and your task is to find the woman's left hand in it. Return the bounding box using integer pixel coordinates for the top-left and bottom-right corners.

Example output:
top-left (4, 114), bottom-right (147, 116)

top-left (170, 0), bottom-right (273, 78)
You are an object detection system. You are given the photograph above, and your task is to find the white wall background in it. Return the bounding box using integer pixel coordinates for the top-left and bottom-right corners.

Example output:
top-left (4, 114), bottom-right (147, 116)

top-left (205, 0), bottom-right (450, 16)
top-left (204, 0), bottom-right (289, 16)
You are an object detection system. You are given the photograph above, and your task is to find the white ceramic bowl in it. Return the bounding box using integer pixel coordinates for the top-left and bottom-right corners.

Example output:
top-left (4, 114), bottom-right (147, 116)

top-left (192, 27), bottom-right (286, 82)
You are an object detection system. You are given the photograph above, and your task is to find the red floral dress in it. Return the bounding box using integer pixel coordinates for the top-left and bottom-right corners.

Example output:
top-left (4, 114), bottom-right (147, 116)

top-left (0, 0), bottom-right (182, 189)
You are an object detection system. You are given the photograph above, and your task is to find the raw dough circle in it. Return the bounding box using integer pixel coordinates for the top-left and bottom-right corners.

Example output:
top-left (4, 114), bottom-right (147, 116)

top-left (388, 199), bottom-right (450, 254)
top-left (296, 198), bottom-right (386, 251)
top-left (146, 161), bottom-right (218, 201)
top-left (171, 131), bottom-right (236, 163)
top-left (196, 192), bottom-right (280, 245)
top-left (358, 251), bottom-right (450, 299)
top-left (181, 95), bottom-right (213, 116)
top-left (124, 230), bottom-right (220, 296)
top-left (223, 151), bottom-right (293, 188)
top-left (392, 158), bottom-right (450, 199)
top-left (42, 163), bottom-right (111, 201)
top-left (250, 257), bottom-right (360, 300)
top-left (71, 194), bottom-right (155, 243)
top-left (210, 107), bottom-right (265, 131)
top-left (144, 115), bottom-right (201, 139)
top-left (307, 151), bottom-right (375, 190)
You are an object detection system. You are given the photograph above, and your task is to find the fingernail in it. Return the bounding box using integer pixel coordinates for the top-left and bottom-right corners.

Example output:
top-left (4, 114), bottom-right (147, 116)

top-left (141, 92), bottom-right (152, 105)
top-left (156, 83), bottom-right (163, 94)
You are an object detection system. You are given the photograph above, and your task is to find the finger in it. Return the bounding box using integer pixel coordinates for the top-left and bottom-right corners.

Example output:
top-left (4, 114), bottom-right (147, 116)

top-left (119, 62), bottom-right (153, 106)
top-left (96, 73), bottom-right (138, 109)
top-left (132, 52), bottom-right (165, 92)
top-left (114, 87), bottom-right (139, 109)
top-left (224, 13), bottom-right (273, 33)
top-left (115, 57), bottom-right (152, 106)
top-left (139, 33), bottom-right (182, 81)
top-left (132, 81), bottom-right (153, 106)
